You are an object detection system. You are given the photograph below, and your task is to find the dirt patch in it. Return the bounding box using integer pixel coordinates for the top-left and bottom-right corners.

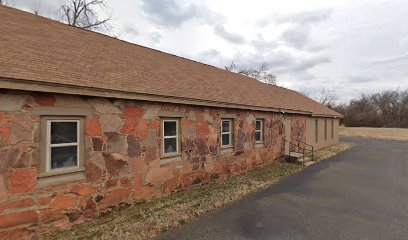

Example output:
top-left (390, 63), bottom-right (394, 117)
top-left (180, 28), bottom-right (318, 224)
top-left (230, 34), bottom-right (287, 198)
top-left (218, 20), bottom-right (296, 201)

top-left (340, 127), bottom-right (408, 141)
top-left (41, 162), bottom-right (303, 240)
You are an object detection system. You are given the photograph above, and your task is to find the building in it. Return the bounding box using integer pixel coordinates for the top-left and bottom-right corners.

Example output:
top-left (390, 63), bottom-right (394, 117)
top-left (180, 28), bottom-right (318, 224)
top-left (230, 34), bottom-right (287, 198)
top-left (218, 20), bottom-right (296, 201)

top-left (0, 5), bottom-right (341, 239)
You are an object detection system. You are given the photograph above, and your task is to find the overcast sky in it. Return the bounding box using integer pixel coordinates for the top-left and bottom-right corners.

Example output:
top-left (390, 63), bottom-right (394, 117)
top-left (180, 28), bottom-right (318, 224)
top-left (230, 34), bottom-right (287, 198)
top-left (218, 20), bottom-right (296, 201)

top-left (11, 0), bottom-right (408, 102)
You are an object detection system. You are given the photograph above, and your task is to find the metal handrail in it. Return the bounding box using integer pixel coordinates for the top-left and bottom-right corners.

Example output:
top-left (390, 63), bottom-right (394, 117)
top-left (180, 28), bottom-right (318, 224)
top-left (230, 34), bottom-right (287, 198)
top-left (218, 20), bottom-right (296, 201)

top-left (293, 138), bottom-right (314, 161)
top-left (294, 138), bottom-right (314, 148)
top-left (284, 139), bottom-right (307, 166)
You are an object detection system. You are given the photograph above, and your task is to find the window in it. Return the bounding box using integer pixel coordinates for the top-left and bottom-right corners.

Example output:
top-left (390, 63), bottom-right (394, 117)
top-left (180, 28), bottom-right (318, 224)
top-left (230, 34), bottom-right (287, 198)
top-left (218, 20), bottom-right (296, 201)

top-left (44, 119), bottom-right (83, 173)
top-left (331, 119), bottom-right (334, 139)
top-left (315, 119), bottom-right (319, 143)
top-left (324, 119), bottom-right (328, 140)
top-left (161, 119), bottom-right (180, 156)
top-left (255, 119), bottom-right (263, 142)
top-left (221, 120), bottom-right (232, 147)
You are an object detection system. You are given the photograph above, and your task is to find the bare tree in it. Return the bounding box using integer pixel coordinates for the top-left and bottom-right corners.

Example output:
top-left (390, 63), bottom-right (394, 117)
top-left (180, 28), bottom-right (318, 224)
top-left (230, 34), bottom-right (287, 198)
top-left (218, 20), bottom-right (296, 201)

top-left (0, 0), bottom-right (13, 6)
top-left (335, 89), bottom-right (408, 128)
top-left (29, 0), bottom-right (41, 15)
top-left (314, 88), bottom-right (337, 107)
top-left (60, 0), bottom-right (112, 32)
top-left (225, 61), bottom-right (278, 85)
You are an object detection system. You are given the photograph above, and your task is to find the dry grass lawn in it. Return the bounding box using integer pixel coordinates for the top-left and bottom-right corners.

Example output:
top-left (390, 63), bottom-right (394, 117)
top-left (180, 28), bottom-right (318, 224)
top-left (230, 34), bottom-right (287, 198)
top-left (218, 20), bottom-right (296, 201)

top-left (42, 143), bottom-right (352, 240)
top-left (42, 162), bottom-right (303, 240)
top-left (312, 142), bottom-right (355, 162)
top-left (340, 127), bottom-right (408, 141)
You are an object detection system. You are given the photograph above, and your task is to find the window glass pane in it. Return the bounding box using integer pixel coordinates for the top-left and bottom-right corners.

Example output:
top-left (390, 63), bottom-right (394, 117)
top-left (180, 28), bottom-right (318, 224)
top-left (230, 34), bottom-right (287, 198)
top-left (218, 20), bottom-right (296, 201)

top-left (256, 120), bottom-right (262, 130)
top-left (255, 132), bottom-right (261, 141)
top-left (222, 121), bottom-right (230, 133)
top-left (51, 146), bottom-right (77, 169)
top-left (222, 133), bottom-right (230, 146)
top-left (51, 122), bottom-right (77, 144)
top-left (164, 137), bottom-right (177, 153)
top-left (164, 121), bottom-right (177, 136)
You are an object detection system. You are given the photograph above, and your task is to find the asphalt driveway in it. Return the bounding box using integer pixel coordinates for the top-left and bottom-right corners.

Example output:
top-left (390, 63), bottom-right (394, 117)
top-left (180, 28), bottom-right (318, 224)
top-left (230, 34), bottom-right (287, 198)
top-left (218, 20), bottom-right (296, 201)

top-left (155, 138), bottom-right (408, 240)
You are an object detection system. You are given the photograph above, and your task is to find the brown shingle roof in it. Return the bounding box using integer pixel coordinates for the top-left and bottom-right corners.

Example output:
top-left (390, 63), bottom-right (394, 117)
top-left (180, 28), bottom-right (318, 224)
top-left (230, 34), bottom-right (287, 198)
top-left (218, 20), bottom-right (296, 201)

top-left (0, 5), bottom-right (341, 117)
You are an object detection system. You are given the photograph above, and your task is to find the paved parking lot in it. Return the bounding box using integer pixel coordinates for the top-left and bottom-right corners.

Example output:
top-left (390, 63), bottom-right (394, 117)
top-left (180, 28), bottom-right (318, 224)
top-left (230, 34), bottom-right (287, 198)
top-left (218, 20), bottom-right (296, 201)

top-left (156, 138), bottom-right (408, 240)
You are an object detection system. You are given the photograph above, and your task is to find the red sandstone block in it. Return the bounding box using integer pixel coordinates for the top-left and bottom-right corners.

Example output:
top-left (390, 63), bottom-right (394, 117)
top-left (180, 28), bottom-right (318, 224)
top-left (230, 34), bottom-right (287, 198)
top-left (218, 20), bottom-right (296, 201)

top-left (134, 186), bottom-right (152, 201)
top-left (130, 157), bottom-right (148, 174)
top-left (123, 106), bottom-right (144, 119)
top-left (98, 188), bottom-right (131, 209)
top-left (0, 210), bottom-right (38, 228)
top-left (134, 119), bottom-right (148, 139)
top-left (0, 175), bottom-right (7, 203)
top-left (38, 209), bottom-right (65, 224)
top-left (0, 126), bottom-right (10, 141)
top-left (51, 217), bottom-right (71, 230)
top-left (145, 165), bottom-right (174, 184)
top-left (50, 194), bottom-right (77, 209)
top-left (120, 119), bottom-right (135, 134)
top-left (163, 172), bottom-right (180, 193)
top-left (196, 122), bottom-right (210, 136)
top-left (70, 185), bottom-right (97, 196)
top-left (149, 119), bottom-right (160, 129)
top-left (0, 198), bottom-right (35, 213)
top-left (38, 194), bottom-right (54, 206)
top-left (32, 94), bottom-right (56, 107)
top-left (85, 160), bottom-right (103, 181)
top-left (181, 118), bottom-right (193, 127)
top-left (0, 227), bottom-right (35, 240)
top-left (7, 168), bottom-right (37, 194)
top-left (180, 174), bottom-right (192, 188)
top-left (134, 175), bottom-right (143, 188)
top-left (85, 118), bottom-right (101, 137)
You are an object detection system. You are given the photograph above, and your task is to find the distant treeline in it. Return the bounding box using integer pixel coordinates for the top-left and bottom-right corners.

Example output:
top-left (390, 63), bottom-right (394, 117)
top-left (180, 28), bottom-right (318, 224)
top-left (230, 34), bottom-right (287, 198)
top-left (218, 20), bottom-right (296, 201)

top-left (332, 90), bottom-right (408, 128)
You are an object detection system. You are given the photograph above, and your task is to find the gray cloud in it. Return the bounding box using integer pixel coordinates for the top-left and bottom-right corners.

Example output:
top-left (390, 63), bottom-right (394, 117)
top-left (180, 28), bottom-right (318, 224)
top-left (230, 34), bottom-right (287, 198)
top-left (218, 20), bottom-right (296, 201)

top-left (140, 0), bottom-right (199, 28)
top-left (272, 55), bottom-right (331, 74)
top-left (197, 48), bottom-right (331, 80)
top-left (347, 75), bottom-right (376, 83)
top-left (277, 9), bottom-right (332, 24)
top-left (139, 0), bottom-right (245, 45)
top-left (278, 9), bottom-right (332, 50)
top-left (150, 31), bottom-right (162, 44)
top-left (250, 35), bottom-right (278, 52)
top-left (123, 24), bottom-right (139, 37)
top-left (139, 0), bottom-right (221, 28)
top-left (280, 26), bottom-right (309, 49)
top-left (193, 49), bottom-right (233, 68)
top-left (139, 0), bottom-right (247, 46)
top-left (367, 52), bottom-right (408, 64)
top-left (213, 25), bottom-right (245, 44)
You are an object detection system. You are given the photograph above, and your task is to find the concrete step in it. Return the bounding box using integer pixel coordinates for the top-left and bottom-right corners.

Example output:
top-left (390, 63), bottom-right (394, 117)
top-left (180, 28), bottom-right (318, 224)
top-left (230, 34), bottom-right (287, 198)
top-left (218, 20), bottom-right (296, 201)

top-left (296, 156), bottom-right (311, 164)
top-left (304, 161), bottom-right (315, 167)
top-left (289, 152), bottom-right (303, 158)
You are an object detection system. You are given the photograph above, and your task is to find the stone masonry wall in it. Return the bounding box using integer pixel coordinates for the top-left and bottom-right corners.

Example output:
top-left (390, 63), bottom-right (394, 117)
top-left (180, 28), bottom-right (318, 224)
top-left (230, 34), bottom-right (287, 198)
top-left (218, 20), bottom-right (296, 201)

top-left (0, 90), bottom-right (306, 239)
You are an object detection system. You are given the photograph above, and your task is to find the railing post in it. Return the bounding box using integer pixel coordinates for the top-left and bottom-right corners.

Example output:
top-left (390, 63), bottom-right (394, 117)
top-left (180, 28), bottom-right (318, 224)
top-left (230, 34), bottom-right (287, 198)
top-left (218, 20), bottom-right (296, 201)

top-left (312, 147), bottom-right (314, 161)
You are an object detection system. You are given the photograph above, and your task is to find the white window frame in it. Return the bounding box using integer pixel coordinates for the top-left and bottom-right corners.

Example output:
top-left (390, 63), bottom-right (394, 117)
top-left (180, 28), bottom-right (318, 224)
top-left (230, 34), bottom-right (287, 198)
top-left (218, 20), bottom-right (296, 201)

top-left (46, 119), bottom-right (80, 173)
top-left (255, 119), bottom-right (263, 143)
top-left (161, 119), bottom-right (180, 156)
top-left (221, 119), bottom-right (232, 148)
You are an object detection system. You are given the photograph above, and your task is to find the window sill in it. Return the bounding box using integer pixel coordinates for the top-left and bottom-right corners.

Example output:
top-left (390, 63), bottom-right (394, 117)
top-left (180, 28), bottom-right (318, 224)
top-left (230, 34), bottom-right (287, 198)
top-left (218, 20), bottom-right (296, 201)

top-left (38, 167), bottom-right (86, 187)
top-left (255, 142), bottom-right (264, 148)
top-left (220, 146), bottom-right (233, 153)
top-left (38, 167), bottom-right (85, 178)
